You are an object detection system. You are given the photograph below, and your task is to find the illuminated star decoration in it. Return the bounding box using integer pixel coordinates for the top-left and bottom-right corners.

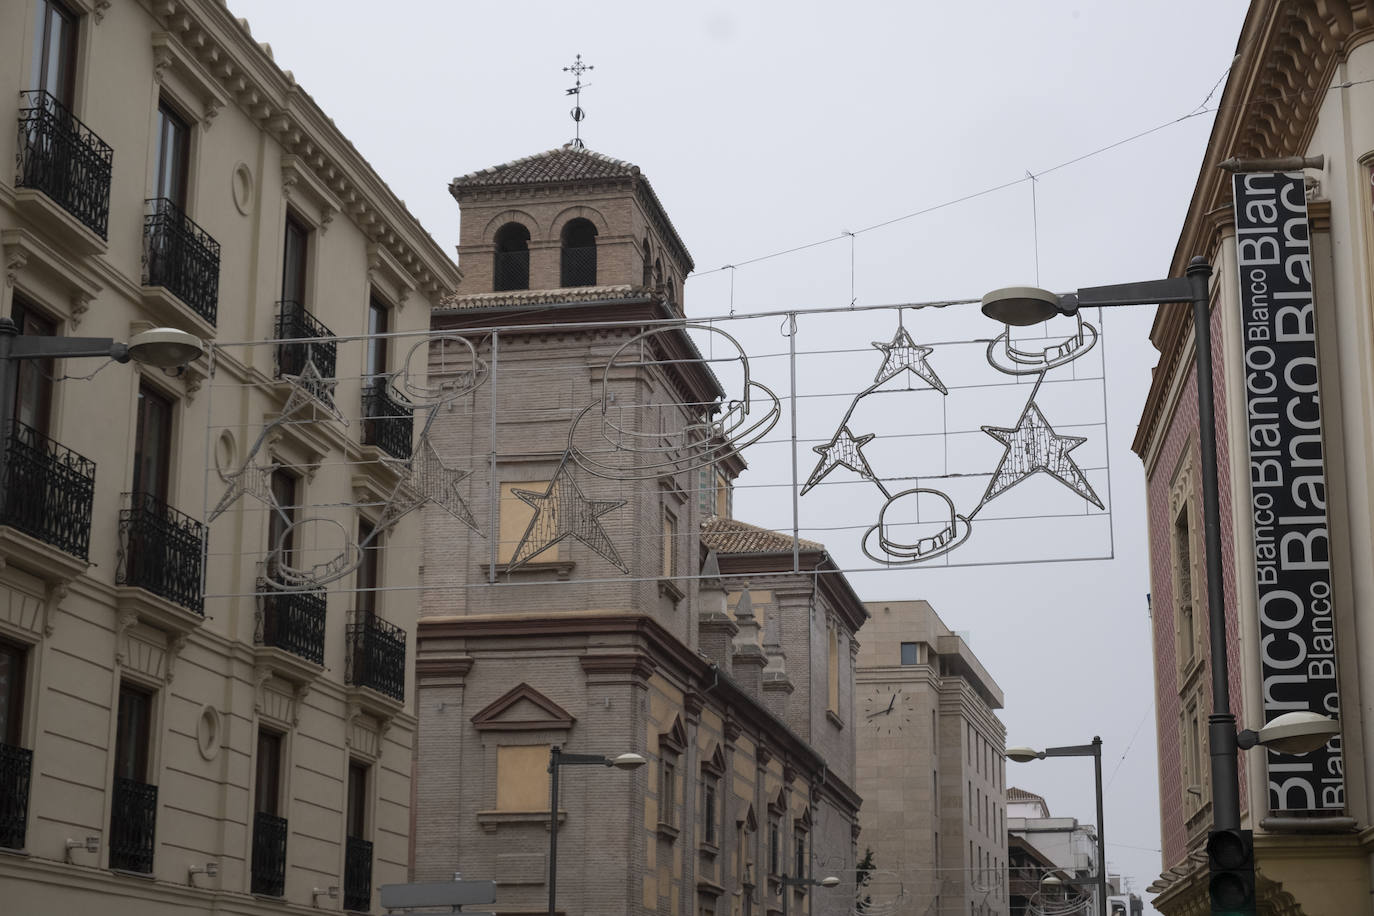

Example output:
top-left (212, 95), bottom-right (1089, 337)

top-left (281, 358), bottom-right (347, 427)
top-left (801, 425), bottom-right (878, 495)
top-left (871, 326), bottom-right (948, 393)
top-left (380, 432), bottom-right (480, 533)
top-left (507, 457), bottom-right (626, 573)
top-left (979, 400), bottom-right (1103, 509)
top-left (208, 459), bottom-right (280, 523)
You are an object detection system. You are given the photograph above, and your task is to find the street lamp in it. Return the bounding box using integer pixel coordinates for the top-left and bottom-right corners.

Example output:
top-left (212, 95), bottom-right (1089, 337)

top-left (1006, 736), bottom-right (1106, 916)
top-left (0, 316), bottom-right (203, 484)
top-left (778, 873), bottom-right (840, 916)
top-left (547, 746), bottom-right (646, 916)
top-left (983, 260), bottom-right (1342, 912)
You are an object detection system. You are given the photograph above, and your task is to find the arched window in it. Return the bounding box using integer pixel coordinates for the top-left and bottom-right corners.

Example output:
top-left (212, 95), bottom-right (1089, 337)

top-left (493, 223), bottom-right (530, 291)
top-left (641, 239), bottom-right (652, 288)
top-left (560, 218), bottom-right (597, 287)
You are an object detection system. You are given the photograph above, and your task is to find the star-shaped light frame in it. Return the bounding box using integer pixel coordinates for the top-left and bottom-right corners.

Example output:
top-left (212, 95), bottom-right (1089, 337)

top-left (801, 425), bottom-right (878, 495)
top-left (507, 457), bottom-right (626, 573)
top-left (871, 326), bottom-right (948, 393)
top-left (978, 399), bottom-right (1103, 510)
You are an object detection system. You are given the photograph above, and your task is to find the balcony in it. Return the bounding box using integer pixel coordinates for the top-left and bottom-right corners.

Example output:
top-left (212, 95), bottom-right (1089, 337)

top-left (346, 611), bottom-right (406, 704)
top-left (143, 197), bottom-right (220, 326)
top-left (493, 249), bottom-right (529, 291)
top-left (275, 300), bottom-right (337, 393)
top-left (0, 420), bottom-right (95, 562)
top-left (361, 381), bottom-right (413, 460)
top-left (109, 776), bottom-right (157, 873)
top-left (15, 90), bottom-right (113, 242)
top-left (560, 245), bottom-right (596, 287)
top-left (251, 811), bottom-right (288, 897)
top-left (259, 585), bottom-right (326, 667)
top-left (344, 835), bottom-right (373, 912)
top-left (117, 491), bottom-right (207, 614)
top-left (0, 743), bottom-right (32, 850)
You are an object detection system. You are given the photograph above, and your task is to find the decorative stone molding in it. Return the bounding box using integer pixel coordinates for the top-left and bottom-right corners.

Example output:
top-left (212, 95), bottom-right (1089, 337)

top-left (471, 681), bottom-right (575, 731)
top-left (4, 248), bottom-right (27, 287)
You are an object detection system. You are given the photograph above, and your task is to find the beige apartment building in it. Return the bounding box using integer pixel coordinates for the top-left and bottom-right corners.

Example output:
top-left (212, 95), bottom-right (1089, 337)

top-left (1135, 2), bottom-right (1374, 912)
top-left (0, 0), bottom-right (457, 913)
top-left (855, 600), bottom-right (1007, 916)
top-left (411, 145), bottom-right (865, 916)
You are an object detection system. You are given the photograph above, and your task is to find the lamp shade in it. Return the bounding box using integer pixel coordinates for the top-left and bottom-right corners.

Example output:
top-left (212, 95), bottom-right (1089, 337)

top-left (980, 286), bottom-right (1065, 326)
top-left (1257, 711), bottom-right (1339, 755)
top-left (127, 327), bottom-right (204, 368)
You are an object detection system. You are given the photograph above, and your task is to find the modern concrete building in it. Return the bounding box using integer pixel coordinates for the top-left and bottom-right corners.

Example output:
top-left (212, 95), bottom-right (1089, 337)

top-left (1134, 1), bottom-right (1374, 912)
top-left (0, 0), bottom-right (457, 912)
top-left (1005, 788), bottom-right (1103, 916)
top-left (854, 599), bottom-right (1007, 916)
top-left (412, 145), bottom-right (865, 916)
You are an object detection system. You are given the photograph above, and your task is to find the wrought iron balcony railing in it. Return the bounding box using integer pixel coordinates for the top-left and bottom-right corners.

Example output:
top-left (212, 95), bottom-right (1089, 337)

top-left (560, 245), bottom-right (597, 287)
top-left (0, 743), bottom-right (32, 850)
top-left (493, 249), bottom-right (529, 291)
top-left (346, 611), bottom-right (406, 703)
top-left (259, 585), bottom-right (326, 666)
top-left (361, 381), bottom-right (413, 460)
top-left (0, 420), bottom-right (95, 560)
top-left (117, 491), bottom-right (207, 613)
top-left (109, 776), bottom-right (157, 873)
top-left (15, 90), bottom-right (113, 239)
top-left (143, 197), bottom-right (221, 325)
top-left (251, 811), bottom-right (288, 897)
top-left (344, 835), bottom-right (373, 912)
top-left (275, 300), bottom-right (338, 389)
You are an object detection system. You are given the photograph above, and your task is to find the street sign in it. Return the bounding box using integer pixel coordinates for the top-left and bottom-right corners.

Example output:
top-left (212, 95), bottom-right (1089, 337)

top-left (380, 879), bottom-right (497, 909)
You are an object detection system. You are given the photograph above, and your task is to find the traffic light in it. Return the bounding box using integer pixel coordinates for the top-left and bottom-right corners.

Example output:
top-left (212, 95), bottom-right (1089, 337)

top-left (1206, 828), bottom-right (1255, 915)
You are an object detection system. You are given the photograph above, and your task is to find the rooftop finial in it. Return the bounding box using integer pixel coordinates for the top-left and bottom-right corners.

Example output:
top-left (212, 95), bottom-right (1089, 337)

top-left (563, 53), bottom-right (593, 149)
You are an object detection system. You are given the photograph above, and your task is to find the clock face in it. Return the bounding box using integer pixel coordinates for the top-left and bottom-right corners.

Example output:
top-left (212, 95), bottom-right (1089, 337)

top-left (862, 686), bottom-right (914, 736)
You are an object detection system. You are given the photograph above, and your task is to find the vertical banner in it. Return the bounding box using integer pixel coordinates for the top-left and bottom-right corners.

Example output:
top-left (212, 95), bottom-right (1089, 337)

top-left (1233, 171), bottom-right (1343, 812)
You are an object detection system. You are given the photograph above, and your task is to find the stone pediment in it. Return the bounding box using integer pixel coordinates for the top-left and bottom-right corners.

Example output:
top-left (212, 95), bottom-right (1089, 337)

top-left (472, 682), bottom-right (574, 731)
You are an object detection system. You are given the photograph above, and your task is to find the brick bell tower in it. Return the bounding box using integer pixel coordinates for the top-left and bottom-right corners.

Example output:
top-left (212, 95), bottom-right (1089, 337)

top-left (447, 143), bottom-right (693, 308)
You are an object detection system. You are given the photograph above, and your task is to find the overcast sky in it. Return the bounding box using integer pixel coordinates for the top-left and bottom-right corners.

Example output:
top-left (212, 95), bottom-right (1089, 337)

top-left (225, 0), bottom-right (1251, 908)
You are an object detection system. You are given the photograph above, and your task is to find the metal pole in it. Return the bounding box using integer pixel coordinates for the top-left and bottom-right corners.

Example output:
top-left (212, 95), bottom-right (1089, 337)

top-left (1092, 736), bottom-right (1106, 916)
top-left (548, 746), bottom-right (560, 916)
top-left (1186, 255), bottom-right (1242, 833)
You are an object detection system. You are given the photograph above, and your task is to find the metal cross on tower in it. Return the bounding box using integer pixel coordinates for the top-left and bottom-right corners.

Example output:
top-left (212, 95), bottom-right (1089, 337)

top-left (563, 53), bottom-right (593, 148)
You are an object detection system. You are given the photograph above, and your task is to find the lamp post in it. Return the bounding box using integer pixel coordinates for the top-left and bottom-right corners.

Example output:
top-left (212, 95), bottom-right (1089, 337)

top-left (1006, 737), bottom-right (1106, 916)
top-left (0, 317), bottom-right (203, 486)
top-left (983, 259), bottom-right (1336, 913)
top-left (778, 873), bottom-right (840, 916)
top-left (546, 746), bottom-right (646, 916)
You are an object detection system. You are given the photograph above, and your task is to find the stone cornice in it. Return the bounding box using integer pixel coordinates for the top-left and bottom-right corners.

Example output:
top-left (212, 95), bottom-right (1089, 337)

top-left (138, 0), bottom-right (461, 298)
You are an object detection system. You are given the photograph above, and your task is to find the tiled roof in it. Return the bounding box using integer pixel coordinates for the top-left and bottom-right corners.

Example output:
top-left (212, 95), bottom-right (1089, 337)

top-left (1007, 786), bottom-right (1047, 804)
top-left (450, 145), bottom-right (641, 189)
top-left (700, 516), bottom-right (824, 556)
top-left (435, 284), bottom-right (648, 312)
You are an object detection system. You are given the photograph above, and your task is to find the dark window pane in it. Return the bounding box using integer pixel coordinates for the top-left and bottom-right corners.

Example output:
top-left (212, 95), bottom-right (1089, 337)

top-left (356, 518), bottom-right (378, 614)
top-left (365, 298), bottom-right (388, 379)
top-left (255, 729), bottom-right (281, 815)
top-left (282, 214), bottom-right (309, 304)
top-left (11, 297), bottom-right (55, 436)
top-left (132, 383), bottom-right (173, 502)
top-left (268, 470), bottom-right (298, 568)
top-left (114, 684), bottom-right (152, 782)
top-left (154, 101), bottom-right (190, 208)
top-left (0, 640), bottom-right (26, 746)
top-left (347, 761), bottom-right (367, 838)
top-left (900, 642), bottom-right (919, 666)
top-left (32, 1), bottom-right (78, 107)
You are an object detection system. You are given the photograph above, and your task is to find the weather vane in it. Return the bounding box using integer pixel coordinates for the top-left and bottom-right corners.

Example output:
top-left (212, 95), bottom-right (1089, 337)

top-left (563, 53), bottom-right (593, 148)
